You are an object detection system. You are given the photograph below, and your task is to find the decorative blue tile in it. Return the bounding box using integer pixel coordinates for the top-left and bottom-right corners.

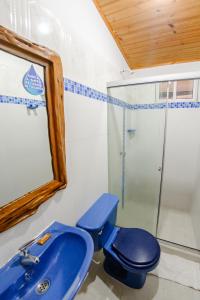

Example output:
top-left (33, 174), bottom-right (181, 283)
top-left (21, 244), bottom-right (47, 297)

top-left (64, 78), bottom-right (128, 109)
top-left (1, 77), bottom-right (200, 111)
top-left (167, 101), bottom-right (200, 109)
top-left (0, 95), bottom-right (45, 108)
top-left (128, 101), bottom-right (200, 110)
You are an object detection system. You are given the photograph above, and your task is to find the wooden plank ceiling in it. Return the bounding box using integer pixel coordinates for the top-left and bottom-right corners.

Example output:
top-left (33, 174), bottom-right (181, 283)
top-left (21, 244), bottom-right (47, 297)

top-left (93, 0), bottom-right (200, 69)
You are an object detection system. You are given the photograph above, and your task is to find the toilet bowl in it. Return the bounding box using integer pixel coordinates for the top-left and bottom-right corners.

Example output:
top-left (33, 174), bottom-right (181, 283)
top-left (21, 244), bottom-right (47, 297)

top-left (77, 193), bottom-right (160, 289)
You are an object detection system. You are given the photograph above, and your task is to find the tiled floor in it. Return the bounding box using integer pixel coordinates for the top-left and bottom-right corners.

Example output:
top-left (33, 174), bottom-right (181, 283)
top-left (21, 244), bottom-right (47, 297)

top-left (157, 207), bottom-right (197, 249)
top-left (77, 254), bottom-right (200, 300)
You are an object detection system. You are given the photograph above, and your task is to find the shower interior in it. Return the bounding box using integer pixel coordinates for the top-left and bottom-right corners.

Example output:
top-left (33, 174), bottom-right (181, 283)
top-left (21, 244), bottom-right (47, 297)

top-left (108, 78), bottom-right (200, 251)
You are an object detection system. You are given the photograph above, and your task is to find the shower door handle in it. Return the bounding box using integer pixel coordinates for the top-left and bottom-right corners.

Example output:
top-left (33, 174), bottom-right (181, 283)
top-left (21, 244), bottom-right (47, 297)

top-left (120, 152), bottom-right (126, 157)
top-left (158, 167), bottom-right (162, 172)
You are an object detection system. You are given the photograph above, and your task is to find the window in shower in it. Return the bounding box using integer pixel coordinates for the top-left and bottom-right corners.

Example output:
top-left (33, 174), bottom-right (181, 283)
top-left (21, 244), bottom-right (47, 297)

top-left (159, 81), bottom-right (173, 100)
top-left (176, 80), bottom-right (194, 100)
top-left (158, 79), bottom-right (198, 102)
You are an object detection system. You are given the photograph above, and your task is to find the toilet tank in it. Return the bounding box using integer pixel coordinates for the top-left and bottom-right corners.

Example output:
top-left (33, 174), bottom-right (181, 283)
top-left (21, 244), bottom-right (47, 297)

top-left (76, 193), bottom-right (119, 251)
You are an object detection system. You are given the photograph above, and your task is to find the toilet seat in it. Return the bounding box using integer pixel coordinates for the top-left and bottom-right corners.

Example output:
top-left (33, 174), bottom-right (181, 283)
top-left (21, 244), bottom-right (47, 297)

top-left (112, 228), bottom-right (160, 268)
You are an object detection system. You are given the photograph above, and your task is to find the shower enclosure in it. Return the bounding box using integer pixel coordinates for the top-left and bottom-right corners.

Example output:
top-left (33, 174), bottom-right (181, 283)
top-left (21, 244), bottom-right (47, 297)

top-left (107, 78), bottom-right (200, 251)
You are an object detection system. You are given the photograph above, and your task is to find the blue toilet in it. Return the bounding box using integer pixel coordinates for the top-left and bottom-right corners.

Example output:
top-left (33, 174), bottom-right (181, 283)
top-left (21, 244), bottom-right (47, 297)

top-left (77, 193), bottom-right (160, 289)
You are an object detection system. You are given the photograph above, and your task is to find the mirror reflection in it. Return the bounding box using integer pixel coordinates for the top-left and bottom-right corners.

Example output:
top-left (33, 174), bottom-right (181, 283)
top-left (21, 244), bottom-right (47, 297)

top-left (0, 49), bottom-right (53, 207)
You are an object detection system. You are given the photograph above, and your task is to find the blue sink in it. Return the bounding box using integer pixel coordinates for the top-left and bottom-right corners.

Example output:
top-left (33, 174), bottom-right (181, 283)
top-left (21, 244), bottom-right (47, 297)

top-left (0, 222), bottom-right (94, 300)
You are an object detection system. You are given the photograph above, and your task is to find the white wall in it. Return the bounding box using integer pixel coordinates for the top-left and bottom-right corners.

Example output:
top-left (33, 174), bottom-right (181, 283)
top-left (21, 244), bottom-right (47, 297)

top-left (108, 61), bottom-right (200, 87)
top-left (0, 0), bottom-right (128, 266)
top-left (191, 165), bottom-right (200, 250)
top-left (130, 62), bottom-right (200, 80)
top-left (158, 108), bottom-right (200, 248)
top-left (161, 109), bottom-right (200, 211)
top-left (109, 83), bottom-right (157, 104)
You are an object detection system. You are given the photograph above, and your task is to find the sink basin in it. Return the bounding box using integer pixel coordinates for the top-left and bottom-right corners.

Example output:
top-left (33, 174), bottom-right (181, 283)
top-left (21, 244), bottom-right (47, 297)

top-left (0, 222), bottom-right (94, 300)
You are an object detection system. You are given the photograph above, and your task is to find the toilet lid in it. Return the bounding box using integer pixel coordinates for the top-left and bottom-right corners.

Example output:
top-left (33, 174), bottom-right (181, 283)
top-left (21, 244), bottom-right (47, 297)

top-left (112, 228), bottom-right (160, 266)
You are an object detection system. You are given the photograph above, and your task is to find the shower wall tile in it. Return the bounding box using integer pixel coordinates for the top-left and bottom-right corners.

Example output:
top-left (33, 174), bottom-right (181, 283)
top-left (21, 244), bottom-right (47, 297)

top-left (161, 109), bottom-right (200, 211)
top-left (64, 92), bottom-right (107, 143)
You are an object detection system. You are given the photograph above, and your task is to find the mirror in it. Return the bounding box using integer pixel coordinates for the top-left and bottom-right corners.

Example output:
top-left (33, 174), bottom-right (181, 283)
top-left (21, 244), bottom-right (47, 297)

top-left (0, 26), bottom-right (67, 232)
top-left (0, 51), bottom-right (53, 205)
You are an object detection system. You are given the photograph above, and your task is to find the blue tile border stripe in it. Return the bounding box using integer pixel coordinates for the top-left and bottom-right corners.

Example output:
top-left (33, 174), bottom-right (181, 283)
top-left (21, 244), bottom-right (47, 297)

top-left (1, 78), bottom-right (200, 110)
top-left (64, 78), bottom-right (129, 108)
top-left (63, 78), bottom-right (200, 110)
top-left (0, 95), bottom-right (46, 107)
top-left (129, 102), bottom-right (167, 110)
top-left (167, 101), bottom-right (200, 109)
top-left (128, 101), bottom-right (200, 110)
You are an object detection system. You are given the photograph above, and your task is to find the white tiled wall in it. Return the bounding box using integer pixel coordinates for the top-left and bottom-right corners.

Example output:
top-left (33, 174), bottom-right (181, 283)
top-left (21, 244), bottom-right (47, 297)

top-left (161, 109), bottom-right (200, 211)
top-left (0, 0), bottom-right (128, 266)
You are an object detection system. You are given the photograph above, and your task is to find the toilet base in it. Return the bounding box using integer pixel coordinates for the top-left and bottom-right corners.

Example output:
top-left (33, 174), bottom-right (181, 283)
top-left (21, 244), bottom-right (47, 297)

top-left (103, 256), bottom-right (147, 289)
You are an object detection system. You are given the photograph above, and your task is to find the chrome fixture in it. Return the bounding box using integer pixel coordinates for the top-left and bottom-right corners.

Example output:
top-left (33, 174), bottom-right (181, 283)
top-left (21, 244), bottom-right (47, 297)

top-left (19, 238), bottom-right (40, 266)
top-left (36, 279), bottom-right (51, 295)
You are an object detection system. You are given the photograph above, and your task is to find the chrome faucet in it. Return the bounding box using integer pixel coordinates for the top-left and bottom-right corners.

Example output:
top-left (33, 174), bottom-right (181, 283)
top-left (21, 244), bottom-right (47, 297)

top-left (19, 238), bottom-right (40, 266)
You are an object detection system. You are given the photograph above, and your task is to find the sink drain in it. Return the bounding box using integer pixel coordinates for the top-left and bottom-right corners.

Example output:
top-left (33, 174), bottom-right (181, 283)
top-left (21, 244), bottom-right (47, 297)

top-left (36, 279), bottom-right (51, 295)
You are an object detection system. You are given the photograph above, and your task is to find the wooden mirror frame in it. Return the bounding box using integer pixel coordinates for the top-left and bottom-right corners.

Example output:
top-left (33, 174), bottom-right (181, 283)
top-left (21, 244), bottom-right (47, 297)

top-left (0, 26), bottom-right (67, 232)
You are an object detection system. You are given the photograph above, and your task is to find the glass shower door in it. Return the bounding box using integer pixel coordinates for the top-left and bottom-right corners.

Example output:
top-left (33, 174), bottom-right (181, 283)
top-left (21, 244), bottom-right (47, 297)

top-left (107, 102), bottom-right (124, 203)
top-left (108, 79), bottom-right (200, 250)
top-left (108, 83), bottom-right (166, 235)
top-left (121, 107), bottom-right (166, 234)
